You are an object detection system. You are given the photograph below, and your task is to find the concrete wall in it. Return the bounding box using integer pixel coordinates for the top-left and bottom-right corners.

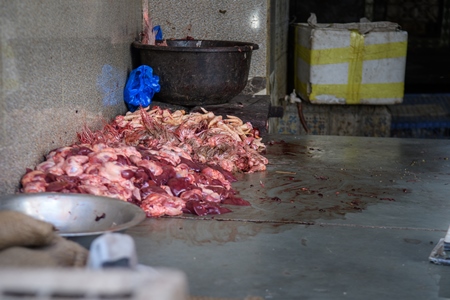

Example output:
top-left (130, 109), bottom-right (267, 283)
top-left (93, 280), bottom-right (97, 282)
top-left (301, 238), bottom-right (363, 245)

top-left (0, 0), bottom-right (142, 193)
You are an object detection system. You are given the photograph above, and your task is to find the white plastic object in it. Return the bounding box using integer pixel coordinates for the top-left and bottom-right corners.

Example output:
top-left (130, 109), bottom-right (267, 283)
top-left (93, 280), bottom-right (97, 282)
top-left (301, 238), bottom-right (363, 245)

top-left (444, 225), bottom-right (450, 244)
top-left (285, 89), bottom-right (302, 104)
top-left (87, 232), bottom-right (138, 269)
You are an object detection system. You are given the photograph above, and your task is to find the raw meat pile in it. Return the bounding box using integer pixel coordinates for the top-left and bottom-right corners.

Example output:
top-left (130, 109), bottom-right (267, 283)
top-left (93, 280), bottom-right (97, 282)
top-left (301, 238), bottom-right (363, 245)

top-left (20, 107), bottom-right (268, 217)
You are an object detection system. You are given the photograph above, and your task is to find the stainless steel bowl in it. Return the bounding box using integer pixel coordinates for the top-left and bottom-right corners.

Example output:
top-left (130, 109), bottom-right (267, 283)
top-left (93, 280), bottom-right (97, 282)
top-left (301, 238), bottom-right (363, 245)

top-left (0, 193), bottom-right (146, 248)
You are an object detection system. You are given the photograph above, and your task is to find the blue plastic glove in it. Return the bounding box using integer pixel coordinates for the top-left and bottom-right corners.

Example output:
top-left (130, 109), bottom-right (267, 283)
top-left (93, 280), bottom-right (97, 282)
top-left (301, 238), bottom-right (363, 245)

top-left (124, 65), bottom-right (160, 112)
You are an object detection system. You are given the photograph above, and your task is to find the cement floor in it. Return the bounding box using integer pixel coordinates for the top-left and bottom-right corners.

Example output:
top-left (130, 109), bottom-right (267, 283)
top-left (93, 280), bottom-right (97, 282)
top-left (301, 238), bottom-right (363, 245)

top-left (128, 135), bottom-right (450, 300)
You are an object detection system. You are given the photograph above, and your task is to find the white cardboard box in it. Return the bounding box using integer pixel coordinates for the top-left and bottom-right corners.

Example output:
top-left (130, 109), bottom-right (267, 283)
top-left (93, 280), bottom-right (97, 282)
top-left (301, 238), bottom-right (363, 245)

top-left (294, 15), bottom-right (408, 105)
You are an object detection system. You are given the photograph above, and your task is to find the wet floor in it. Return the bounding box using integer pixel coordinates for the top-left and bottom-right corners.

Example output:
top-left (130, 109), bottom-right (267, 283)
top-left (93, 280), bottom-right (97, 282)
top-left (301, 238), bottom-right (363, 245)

top-left (127, 135), bottom-right (450, 299)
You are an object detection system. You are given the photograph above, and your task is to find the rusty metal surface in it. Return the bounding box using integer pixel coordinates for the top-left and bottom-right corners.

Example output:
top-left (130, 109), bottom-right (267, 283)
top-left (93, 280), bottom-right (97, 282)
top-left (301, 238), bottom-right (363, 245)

top-left (127, 135), bottom-right (450, 299)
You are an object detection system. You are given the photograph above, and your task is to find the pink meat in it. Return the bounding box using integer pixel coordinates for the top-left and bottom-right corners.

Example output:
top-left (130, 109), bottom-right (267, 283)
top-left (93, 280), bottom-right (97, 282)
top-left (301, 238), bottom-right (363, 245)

top-left (180, 189), bottom-right (203, 201)
top-left (113, 146), bottom-right (142, 158)
top-left (36, 160), bottom-right (56, 173)
top-left (135, 159), bottom-right (163, 176)
top-left (46, 146), bottom-right (73, 161)
top-left (106, 183), bottom-right (132, 201)
top-left (98, 161), bottom-right (128, 182)
top-left (20, 107), bottom-right (268, 218)
top-left (141, 193), bottom-right (185, 217)
top-left (21, 170), bottom-right (46, 187)
top-left (62, 155), bottom-right (89, 177)
top-left (46, 155), bottom-right (65, 176)
top-left (23, 181), bottom-right (48, 193)
top-left (89, 150), bottom-right (118, 164)
top-left (21, 141), bottom-right (252, 217)
top-left (78, 184), bottom-right (109, 197)
top-left (201, 167), bottom-right (231, 190)
top-left (147, 148), bottom-right (181, 166)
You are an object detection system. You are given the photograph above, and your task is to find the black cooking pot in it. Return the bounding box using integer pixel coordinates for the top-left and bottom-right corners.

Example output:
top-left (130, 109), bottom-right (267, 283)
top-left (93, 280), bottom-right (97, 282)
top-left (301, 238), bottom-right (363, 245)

top-left (132, 40), bottom-right (259, 107)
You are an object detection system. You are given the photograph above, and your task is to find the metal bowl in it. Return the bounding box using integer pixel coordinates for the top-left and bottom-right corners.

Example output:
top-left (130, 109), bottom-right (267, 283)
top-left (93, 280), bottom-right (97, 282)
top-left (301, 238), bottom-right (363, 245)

top-left (0, 193), bottom-right (146, 248)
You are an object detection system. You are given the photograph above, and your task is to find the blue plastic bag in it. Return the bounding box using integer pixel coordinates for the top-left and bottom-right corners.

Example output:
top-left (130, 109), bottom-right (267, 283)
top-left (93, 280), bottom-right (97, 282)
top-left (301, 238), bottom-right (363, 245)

top-left (153, 25), bottom-right (163, 41)
top-left (124, 65), bottom-right (160, 112)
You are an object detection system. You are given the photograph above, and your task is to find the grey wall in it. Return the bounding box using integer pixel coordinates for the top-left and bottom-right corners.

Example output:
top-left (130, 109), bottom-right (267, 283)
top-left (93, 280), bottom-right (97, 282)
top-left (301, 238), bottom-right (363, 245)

top-left (0, 1), bottom-right (142, 193)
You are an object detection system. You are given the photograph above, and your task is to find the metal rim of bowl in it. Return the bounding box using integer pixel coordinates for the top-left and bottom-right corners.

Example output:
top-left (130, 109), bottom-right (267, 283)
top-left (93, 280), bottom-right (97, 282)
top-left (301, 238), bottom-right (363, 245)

top-left (0, 193), bottom-right (147, 237)
top-left (132, 40), bottom-right (259, 53)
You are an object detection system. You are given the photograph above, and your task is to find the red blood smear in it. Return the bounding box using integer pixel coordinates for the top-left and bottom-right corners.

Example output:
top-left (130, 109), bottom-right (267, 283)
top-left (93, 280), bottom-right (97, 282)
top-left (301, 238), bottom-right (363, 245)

top-left (183, 200), bottom-right (232, 216)
top-left (380, 197), bottom-right (395, 201)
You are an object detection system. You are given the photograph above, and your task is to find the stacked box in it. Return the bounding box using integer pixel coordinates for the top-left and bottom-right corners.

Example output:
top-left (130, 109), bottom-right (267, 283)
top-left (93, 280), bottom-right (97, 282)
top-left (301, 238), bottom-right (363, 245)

top-left (294, 16), bottom-right (408, 105)
top-left (274, 102), bottom-right (392, 137)
top-left (389, 93), bottom-right (450, 139)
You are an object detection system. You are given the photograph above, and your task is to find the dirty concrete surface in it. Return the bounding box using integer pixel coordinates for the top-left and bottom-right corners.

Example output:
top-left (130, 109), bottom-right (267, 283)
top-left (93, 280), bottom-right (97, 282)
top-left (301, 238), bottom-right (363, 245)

top-left (128, 135), bottom-right (450, 299)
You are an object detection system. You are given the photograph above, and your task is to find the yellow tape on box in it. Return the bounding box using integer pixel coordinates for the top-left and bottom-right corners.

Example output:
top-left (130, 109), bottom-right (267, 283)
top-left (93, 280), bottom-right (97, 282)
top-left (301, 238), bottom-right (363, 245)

top-left (294, 22), bottom-right (408, 105)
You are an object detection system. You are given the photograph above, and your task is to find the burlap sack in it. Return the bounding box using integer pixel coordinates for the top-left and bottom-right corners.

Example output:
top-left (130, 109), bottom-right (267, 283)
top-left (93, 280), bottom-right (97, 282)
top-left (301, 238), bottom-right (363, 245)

top-left (0, 211), bottom-right (88, 267)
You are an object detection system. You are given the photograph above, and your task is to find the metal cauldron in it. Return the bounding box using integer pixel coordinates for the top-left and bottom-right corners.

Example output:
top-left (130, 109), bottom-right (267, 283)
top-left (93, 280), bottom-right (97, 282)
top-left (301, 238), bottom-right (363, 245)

top-left (132, 39), bottom-right (259, 107)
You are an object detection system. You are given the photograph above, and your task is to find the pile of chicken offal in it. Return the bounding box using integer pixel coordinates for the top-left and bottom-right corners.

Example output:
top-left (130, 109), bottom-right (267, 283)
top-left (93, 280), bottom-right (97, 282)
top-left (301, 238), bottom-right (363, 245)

top-left (20, 107), bottom-right (268, 217)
